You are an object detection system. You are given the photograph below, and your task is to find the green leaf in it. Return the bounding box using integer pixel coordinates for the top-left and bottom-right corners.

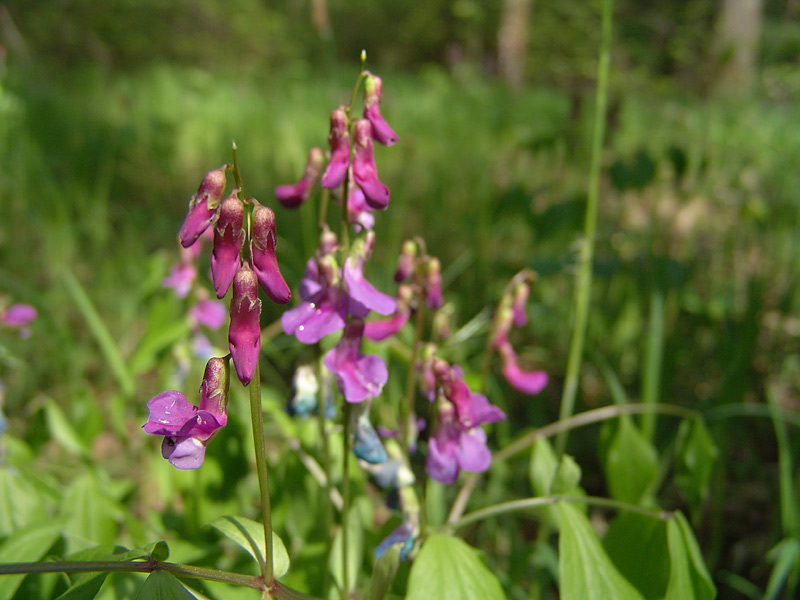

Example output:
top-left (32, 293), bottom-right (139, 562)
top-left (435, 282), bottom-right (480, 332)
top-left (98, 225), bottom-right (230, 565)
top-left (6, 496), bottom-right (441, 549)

top-left (529, 438), bottom-right (583, 526)
top-left (44, 399), bottom-right (89, 456)
top-left (134, 571), bottom-right (197, 600)
top-left (601, 416), bottom-right (658, 505)
top-left (0, 522), bottom-right (63, 600)
top-left (61, 473), bottom-right (121, 550)
top-left (406, 533), bottom-right (505, 600)
top-left (329, 505), bottom-right (363, 594)
top-left (0, 466), bottom-right (45, 536)
top-left (209, 516), bottom-right (290, 578)
top-left (55, 544), bottom-right (146, 600)
top-left (664, 512), bottom-right (715, 600)
top-left (557, 502), bottom-right (644, 600)
top-left (54, 573), bottom-right (107, 600)
top-left (370, 544), bottom-right (401, 600)
top-left (674, 419), bottom-right (717, 519)
top-left (551, 454), bottom-right (582, 495)
top-left (145, 540), bottom-right (170, 562)
top-left (603, 512), bottom-right (670, 599)
top-left (764, 538), bottom-right (800, 600)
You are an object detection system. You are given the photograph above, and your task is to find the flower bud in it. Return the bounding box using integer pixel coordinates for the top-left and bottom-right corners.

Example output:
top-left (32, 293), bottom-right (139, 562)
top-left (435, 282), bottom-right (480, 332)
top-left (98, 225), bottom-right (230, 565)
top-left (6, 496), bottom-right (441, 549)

top-left (179, 165), bottom-right (229, 248)
top-left (251, 200), bottom-right (291, 304)
top-left (228, 264), bottom-right (262, 385)
top-left (198, 356), bottom-right (230, 421)
top-left (364, 73), bottom-right (398, 146)
top-left (352, 120), bottom-right (390, 210)
top-left (395, 239), bottom-right (417, 282)
top-left (511, 280), bottom-right (530, 328)
top-left (425, 257), bottom-right (443, 309)
top-left (275, 147), bottom-right (325, 209)
top-left (321, 107), bottom-right (350, 189)
top-left (211, 192), bottom-right (244, 298)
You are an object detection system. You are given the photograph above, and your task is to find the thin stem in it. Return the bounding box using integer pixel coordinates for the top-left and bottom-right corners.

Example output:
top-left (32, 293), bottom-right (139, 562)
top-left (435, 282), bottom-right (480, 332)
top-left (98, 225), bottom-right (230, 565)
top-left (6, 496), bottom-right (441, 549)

top-left (232, 141), bottom-right (244, 193)
top-left (445, 494), bottom-right (673, 533)
top-left (316, 350), bottom-right (334, 597)
top-left (0, 560), bottom-right (264, 590)
top-left (554, 0), bottom-right (613, 459)
top-left (249, 362), bottom-right (274, 585)
top-left (341, 402), bottom-right (353, 599)
top-left (641, 288), bottom-right (665, 440)
top-left (401, 298), bottom-right (425, 455)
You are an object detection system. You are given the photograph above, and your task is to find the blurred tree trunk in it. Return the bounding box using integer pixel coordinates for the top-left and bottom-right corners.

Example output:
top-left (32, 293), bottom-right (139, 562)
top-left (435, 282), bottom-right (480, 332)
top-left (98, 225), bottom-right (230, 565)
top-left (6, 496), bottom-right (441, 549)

top-left (714, 0), bottom-right (763, 94)
top-left (498, 0), bottom-right (532, 88)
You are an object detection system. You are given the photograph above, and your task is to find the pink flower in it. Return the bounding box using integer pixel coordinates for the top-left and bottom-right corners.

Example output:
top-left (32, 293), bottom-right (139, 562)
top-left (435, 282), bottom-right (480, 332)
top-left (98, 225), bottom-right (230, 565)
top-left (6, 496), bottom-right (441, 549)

top-left (363, 73), bottom-right (398, 146)
top-left (228, 265), bottom-right (262, 385)
top-left (281, 256), bottom-right (348, 344)
top-left (162, 263), bottom-right (197, 299)
top-left (210, 192), bottom-right (244, 298)
top-left (352, 120), bottom-right (390, 210)
top-left (189, 299), bottom-right (227, 330)
top-left (497, 341), bottom-right (547, 395)
top-left (426, 401), bottom-right (493, 485)
top-left (275, 148), bottom-right (325, 209)
top-left (143, 357), bottom-right (229, 470)
top-left (364, 285), bottom-right (412, 341)
top-left (1, 304), bottom-right (37, 328)
top-left (321, 107), bottom-right (350, 190)
top-left (251, 201), bottom-right (291, 304)
top-left (179, 165), bottom-right (229, 248)
top-left (424, 257), bottom-right (443, 309)
top-left (347, 186), bottom-right (375, 232)
top-left (344, 232), bottom-right (396, 317)
top-left (324, 319), bottom-right (388, 404)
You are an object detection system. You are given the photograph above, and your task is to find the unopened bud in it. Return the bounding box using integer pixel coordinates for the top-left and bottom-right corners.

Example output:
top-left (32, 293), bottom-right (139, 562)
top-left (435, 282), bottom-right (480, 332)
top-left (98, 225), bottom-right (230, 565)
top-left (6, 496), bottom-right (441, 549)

top-left (198, 356), bottom-right (230, 421)
top-left (352, 120), bottom-right (390, 210)
top-left (395, 240), bottom-right (417, 282)
top-left (228, 265), bottom-right (262, 385)
top-left (425, 257), bottom-right (443, 309)
top-left (251, 201), bottom-right (291, 304)
top-left (210, 192), bottom-right (244, 298)
top-left (179, 165), bottom-right (229, 247)
top-left (275, 148), bottom-right (325, 209)
top-left (321, 107), bottom-right (350, 189)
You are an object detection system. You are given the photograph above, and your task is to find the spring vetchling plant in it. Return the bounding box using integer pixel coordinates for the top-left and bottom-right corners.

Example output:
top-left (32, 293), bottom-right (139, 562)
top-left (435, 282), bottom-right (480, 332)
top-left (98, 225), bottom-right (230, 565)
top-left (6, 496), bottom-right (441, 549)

top-left (0, 18), bottom-right (721, 600)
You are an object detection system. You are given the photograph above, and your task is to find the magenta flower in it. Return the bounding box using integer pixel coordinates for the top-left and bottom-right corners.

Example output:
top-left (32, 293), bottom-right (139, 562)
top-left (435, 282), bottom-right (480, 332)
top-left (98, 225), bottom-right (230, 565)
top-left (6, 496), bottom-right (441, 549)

top-left (352, 120), bottom-right (390, 210)
top-left (143, 356), bottom-right (229, 470)
top-left (424, 257), bottom-right (443, 309)
top-left (162, 263), bottom-right (197, 299)
top-left (179, 165), bottom-right (229, 248)
top-left (345, 231), bottom-right (396, 316)
top-left (1, 304), bottom-right (37, 328)
top-left (189, 299), bottom-right (227, 330)
top-left (251, 201), bottom-right (291, 305)
top-left (498, 341), bottom-right (548, 395)
top-left (228, 264), bottom-right (262, 385)
top-left (364, 285), bottom-right (412, 341)
top-left (275, 147), bottom-right (325, 209)
top-left (394, 240), bottom-right (417, 283)
top-left (211, 192), bottom-right (244, 298)
top-left (363, 73), bottom-right (398, 146)
top-left (281, 257), bottom-right (348, 344)
top-left (347, 186), bottom-right (375, 232)
top-left (324, 319), bottom-right (388, 404)
top-left (512, 280), bottom-right (530, 328)
top-left (321, 107), bottom-right (350, 189)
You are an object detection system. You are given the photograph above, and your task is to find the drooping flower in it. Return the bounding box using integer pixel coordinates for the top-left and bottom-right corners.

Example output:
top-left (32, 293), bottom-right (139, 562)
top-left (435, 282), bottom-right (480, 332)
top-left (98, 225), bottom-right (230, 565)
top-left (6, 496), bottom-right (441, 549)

top-left (363, 73), bottom-right (398, 146)
top-left (228, 264), bottom-right (262, 385)
top-left (511, 280), bottom-right (530, 328)
top-left (352, 119), bottom-right (390, 210)
top-left (143, 356), bottom-right (230, 470)
top-left (426, 400), bottom-right (494, 485)
top-left (281, 256), bottom-right (348, 344)
top-left (275, 148), bottom-right (325, 209)
top-left (323, 319), bottom-right (387, 404)
top-left (211, 191), bottom-right (244, 298)
top-left (497, 340), bottom-right (548, 395)
top-left (321, 107), bottom-right (350, 190)
top-left (375, 485), bottom-right (419, 561)
top-left (179, 165), bottom-right (229, 248)
top-left (364, 285), bottom-right (412, 341)
top-left (251, 200), bottom-right (291, 304)
top-left (344, 232), bottom-right (396, 317)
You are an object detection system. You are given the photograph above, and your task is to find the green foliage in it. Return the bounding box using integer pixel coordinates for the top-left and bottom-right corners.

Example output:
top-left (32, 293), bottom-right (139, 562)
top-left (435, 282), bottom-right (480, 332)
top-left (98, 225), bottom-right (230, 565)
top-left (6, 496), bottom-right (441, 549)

top-left (674, 419), bottom-right (718, 521)
top-left (209, 516), bottom-right (290, 579)
top-left (134, 571), bottom-right (196, 600)
top-left (406, 534), bottom-right (505, 600)
top-left (599, 416), bottom-right (658, 506)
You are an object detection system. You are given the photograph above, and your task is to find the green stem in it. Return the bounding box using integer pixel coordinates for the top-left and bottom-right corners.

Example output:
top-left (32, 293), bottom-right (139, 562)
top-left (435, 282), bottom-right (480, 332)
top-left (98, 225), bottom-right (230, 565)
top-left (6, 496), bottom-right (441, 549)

top-left (641, 288), bottom-right (665, 440)
top-left (341, 402), bottom-right (353, 599)
top-left (249, 362), bottom-right (274, 585)
top-left (444, 494), bottom-right (673, 533)
top-left (554, 0), bottom-right (613, 459)
top-left (232, 141), bottom-right (244, 192)
top-left (768, 385), bottom-right (799, 538)
top-left (401, 298), bottom-right (425, 455)
top-left (0, 560), bottom-right (264, 590)
top-left (316, 351), bottom-right (334, 597)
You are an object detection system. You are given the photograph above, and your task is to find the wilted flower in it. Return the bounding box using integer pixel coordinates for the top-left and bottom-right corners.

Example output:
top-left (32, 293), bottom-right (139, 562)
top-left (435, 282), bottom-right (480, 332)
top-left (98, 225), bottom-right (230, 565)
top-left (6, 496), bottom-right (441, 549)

top-left (211, 191), bottom-right (244, 298)
top-left (228, 265), bottom-right (262, 385)
top-left (143, 356), bottom-right (230, 470)
top-left (352, 119), bottom-right (390, 210)
top-left (288, 365), bottom-right (319, 418)
top-left (323, 319), bottom-right (387, 404)
top-left (275, 147), bottom-right (325, 209)
top-left (179, 165), bottom-right (229, 248)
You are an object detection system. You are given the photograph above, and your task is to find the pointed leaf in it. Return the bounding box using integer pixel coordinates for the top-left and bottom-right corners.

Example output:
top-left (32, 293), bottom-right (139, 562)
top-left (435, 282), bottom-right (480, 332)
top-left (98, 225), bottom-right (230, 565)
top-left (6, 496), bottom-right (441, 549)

top-left (601, 416), bottom-right (658, 505)
top-left (370, 544), bottom-right (401, 600)
top-left (54, 573), bottom-right (108, 600)
top-left (664, 512), bottom-right (715, 600)
top-left (209, 516), bottom-right (289, 578)
top-left (0, 466), bottom-right (45, 536)
top-left (61, 473), bottom-right (121, 550)
top-left (674, 419), bottom-right (717, 518)
top-left (0, 522), bottom-right (62, 600)
top-left (557, 502), bottom-right (644, 600)
top-left (134, 571), bottom-right (196, 600)
top-left (764, 538), bottom-right (800, 600)
top-left (406, 533), bottom-right (505, 600)
top-left (45, 399), bottom-right (89, 456)
top-left (603, 512), bottom-right (670, 599)
top-left (529, 438), bottom-right (584, 526)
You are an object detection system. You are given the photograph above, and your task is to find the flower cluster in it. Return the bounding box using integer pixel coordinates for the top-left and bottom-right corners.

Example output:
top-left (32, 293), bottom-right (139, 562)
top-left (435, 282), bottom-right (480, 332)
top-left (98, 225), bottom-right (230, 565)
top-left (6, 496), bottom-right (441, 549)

top-left (492, 272), bottom-right (548, 395)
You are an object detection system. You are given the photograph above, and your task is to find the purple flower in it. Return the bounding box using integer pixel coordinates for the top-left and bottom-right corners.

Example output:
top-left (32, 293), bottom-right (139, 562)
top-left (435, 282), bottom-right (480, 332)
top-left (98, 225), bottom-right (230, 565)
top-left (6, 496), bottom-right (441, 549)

top-left (324, 319), bottom-right (387, 404)
top-left (424, 257), bottom-right (443, 309)
top-left (281, 257), bottom-right (348, 344)
top-left (229, 265), bottom-right (262, 385)
top-left (275, 148), bottom-right (325, 209)
top-left (211, 192), bottom-right (244, 298)
top-left (364, 285), bottom-right (412, 341)
top-left (345, 231), bottom-right (396, 316)
top-left (394, 240), bottom-right (417, 283)
top-left (512, 280), bottom-right (530, 328)
top-left (426, 401), bottom-right (495, 484)
top-left (321, 107), bottom-right (350, 189)
top-left (363, 73), bottom-right (398, 146)
top-left (1, 304), bottom-right (37, 328)
top-left (162, 263), bottom-right (197, 299)
top-left (347, 186), bottom-right (375, 232)
top-left (189, 299), bottom-right (227, 330)
top-left (251, 201), bottom-right (291, 305)
top-left (352, 120), bottom-right (390, 210)
top-left (498, 341), bottom-right (547, 395)
top-left (143, 357), bottom-right (229, 470)
top-left (179, 165), bottom-right (229, 248)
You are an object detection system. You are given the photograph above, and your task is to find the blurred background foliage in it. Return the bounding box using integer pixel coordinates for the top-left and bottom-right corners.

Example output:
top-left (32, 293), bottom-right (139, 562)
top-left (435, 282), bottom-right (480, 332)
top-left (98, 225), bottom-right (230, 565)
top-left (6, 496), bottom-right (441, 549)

top-left (1, 0), bottom-right (800, 598)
